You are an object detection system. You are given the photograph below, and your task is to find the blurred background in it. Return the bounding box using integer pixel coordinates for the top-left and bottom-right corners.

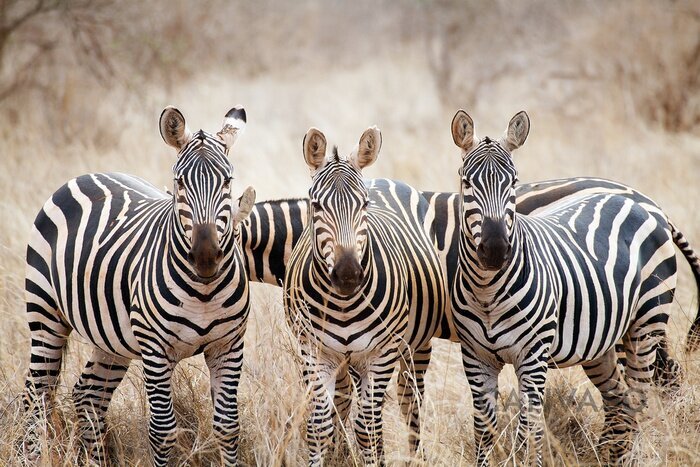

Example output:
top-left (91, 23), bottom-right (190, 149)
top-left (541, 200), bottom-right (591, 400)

top-left (1, 0), bottom-right (699, 464)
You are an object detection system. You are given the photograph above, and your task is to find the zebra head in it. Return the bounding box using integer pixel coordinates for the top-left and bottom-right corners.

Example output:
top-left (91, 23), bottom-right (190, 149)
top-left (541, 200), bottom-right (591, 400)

top-left (303, 126), bottom-right (381, 296)
top-left (160, 106), bottom-right (255, 282)
top-left (451, 110), bottom-right (530, 271)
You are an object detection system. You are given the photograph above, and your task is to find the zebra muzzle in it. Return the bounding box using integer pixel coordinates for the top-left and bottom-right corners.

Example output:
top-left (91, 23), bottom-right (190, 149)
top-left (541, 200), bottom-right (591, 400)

top-left (330, 247), bottom-right (363, 296)
top-left (477, 218), bottom-right (512, 271)
top-left (188, 223), bottom-right (224, 280)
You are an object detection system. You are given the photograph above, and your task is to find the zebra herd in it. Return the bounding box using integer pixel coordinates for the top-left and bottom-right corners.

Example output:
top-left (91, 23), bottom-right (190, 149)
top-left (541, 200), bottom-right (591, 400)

top-left (21, 106), bottom-right (700, 466)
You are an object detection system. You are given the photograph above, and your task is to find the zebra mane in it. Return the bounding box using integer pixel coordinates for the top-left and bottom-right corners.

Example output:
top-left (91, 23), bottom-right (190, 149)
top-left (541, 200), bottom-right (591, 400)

top-left (331, 145), bottom-right (339, 162)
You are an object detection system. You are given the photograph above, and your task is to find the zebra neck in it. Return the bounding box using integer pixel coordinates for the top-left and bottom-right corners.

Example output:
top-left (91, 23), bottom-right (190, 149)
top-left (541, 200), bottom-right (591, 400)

top-left (457, 224), bottom-right (526, 305)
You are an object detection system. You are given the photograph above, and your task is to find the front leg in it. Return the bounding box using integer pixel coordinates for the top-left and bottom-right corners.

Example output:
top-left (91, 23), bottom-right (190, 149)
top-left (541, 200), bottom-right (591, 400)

top-left (354, 347), bottom-right (398, 467)
top-left (205, 337), bottom-right (245, 465)
top-left (461, 345), bottom-right (500, 467)
top-left (140, 343), bottom-right (177, 466)
top-left (514, 358), bottom-right (548, 467)
top-left (397, 343), bottom-right (432, 453)
top-left (302, 353), bottom-right (337, 467)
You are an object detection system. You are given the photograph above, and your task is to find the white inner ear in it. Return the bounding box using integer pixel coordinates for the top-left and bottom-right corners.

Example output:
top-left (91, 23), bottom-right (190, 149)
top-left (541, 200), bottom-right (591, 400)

top-left (217, 127), bottom-right (240, 151)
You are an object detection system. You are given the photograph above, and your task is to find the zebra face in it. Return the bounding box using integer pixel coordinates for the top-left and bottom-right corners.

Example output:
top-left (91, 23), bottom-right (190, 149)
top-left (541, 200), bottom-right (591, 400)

top-left (303, 126), bottom-right (381, 295)
top-left (160, 106), bottom-right (252, 282)
top-left (452, 110), bottom-right (530, 271)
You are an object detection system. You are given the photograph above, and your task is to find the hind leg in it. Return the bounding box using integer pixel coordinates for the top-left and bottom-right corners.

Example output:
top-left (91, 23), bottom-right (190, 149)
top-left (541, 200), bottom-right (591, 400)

top-left (23, 297), bottom-right (71, 460)
top-left (73, 348), bottom-right (130, 463)
top-left (397, 343), bottom-right (431, 454)
top-left (653, 337), bottom-right (682, 389)
top-left (625, 276), bottom-right (676, 393)
top-left (583, 348), bottom-right (638, 463)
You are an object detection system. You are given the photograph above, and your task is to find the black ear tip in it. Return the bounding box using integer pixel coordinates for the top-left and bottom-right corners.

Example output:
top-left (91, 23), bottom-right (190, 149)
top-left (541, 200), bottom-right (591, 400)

top-left (226, 107), bottom-right (246, 123)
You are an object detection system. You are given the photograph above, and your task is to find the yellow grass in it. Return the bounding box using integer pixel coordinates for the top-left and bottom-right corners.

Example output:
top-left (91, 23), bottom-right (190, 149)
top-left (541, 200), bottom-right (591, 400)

top-left (0, 1), bottom-right (699, 465)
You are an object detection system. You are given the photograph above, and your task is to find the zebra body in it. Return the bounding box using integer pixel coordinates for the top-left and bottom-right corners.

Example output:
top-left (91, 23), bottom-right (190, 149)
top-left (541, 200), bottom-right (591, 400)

top-left (23, 107), bottom-right (254, 465)
top-left (450, 110), bottom-right (679, 465)
top-left (284, 128), bottom-right (446, 465)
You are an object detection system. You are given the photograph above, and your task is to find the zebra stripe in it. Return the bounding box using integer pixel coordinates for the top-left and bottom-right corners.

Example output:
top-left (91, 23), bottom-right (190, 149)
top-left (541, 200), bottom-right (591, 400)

top-left (449, 110), bottom-right (680, 465)
top-left (23, 106), bottom-right (254, 466)
top-left (284, 128), bottom-right (446, 465)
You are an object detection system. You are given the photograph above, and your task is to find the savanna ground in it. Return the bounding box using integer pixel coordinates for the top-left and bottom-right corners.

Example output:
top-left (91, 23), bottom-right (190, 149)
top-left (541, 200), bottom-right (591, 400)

top-left (0, 1), bottom-right (699, 465)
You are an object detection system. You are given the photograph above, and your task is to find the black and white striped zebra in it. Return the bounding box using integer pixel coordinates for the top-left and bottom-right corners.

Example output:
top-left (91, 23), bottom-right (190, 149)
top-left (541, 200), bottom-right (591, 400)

top-left (241, 181), bottom-right (699, 386)
top-left (449, 110), bottom-right (684, 465)
top-left (283, 127), bottom-right (447, 465)
top-left (23, 106), bottom-right (255, 465)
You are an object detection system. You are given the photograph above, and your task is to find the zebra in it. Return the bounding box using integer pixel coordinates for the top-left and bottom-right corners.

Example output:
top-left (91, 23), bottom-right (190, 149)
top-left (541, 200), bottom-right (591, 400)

top-left (241, 181), bottom-right (699, 387)
top-left (283, 127), bottom-right (447, 465)
top-left (22, 106), bottom-right (255, 465)
top-left (449, 109), bottom-right (687, 465)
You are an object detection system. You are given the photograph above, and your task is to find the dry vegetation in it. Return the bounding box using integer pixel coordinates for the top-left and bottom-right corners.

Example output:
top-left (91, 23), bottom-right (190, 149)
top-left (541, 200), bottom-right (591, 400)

top-left (1, 0), bottom-right (699, 465)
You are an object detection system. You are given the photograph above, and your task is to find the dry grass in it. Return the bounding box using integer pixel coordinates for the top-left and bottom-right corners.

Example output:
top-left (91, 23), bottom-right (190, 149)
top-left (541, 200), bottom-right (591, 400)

top-left (1, 1), bottom-right (699, 465)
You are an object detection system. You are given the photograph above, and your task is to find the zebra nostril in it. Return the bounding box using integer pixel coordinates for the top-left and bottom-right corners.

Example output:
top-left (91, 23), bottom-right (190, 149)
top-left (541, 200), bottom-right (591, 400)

top-left (187, 251), bottom-right (195, 264)
top-left (215, 249), bottom-right (223, 262)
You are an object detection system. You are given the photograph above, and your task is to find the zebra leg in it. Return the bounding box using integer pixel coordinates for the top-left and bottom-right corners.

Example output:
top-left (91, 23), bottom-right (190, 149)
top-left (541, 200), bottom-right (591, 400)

top-left (22, 301), bottom-right (71, 461)
top-left (73, 348), bottom-right (130, 463)
top-left (514, 359), bottom-right (548, 467)
top-left (353, 350), bottom-right (397, 467)
top-left (303, 358), bottom-right (336, 467)
top-left (397, 343), bottom-right (432, 454)
top-left (582, 348), bottom-right (637, 463)
top-left (205, 338), bottom-right (245, 465)
top-left (461, 347), bottom-right (500, 467)
top-left (141, 347), bottom-right (177, 466)
top-left (332, 360), bottom-right (352, 444)
top-left (652, 337), bottom-right (682, 389)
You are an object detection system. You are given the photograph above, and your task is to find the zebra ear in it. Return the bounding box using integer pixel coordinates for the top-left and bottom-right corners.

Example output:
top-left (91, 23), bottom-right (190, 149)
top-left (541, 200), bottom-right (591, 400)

top-left (233, 186), bottom-right (256, 227)
top-left (159, 106), bottom-right (192, 150)
top-left (217, 106), bottom-right (247, 152)
top-left (502, 111), bottom-right (530, 152)
top-left (351, 126), bottom-right (381, 170)
top-left (451, 110), bottom-right (475, 154)
top-left (303, 128), bottom-right (327, 173)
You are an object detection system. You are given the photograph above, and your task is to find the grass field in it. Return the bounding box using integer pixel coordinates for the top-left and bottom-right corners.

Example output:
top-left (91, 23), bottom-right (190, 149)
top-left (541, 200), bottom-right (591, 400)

top-left (1, 1), bottom-right (699, 465)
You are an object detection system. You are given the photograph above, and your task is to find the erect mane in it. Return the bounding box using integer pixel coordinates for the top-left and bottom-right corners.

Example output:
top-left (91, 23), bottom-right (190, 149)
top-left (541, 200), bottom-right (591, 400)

top-left (332, 145), bottom-right (339, 162)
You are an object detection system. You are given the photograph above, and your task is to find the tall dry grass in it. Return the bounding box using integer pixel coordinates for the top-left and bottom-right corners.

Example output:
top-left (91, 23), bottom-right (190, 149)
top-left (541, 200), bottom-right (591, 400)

top-left (0, 1), bottom-right (699, 465)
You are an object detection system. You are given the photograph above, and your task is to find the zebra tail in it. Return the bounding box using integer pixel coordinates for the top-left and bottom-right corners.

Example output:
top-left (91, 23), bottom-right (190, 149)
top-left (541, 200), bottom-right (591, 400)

top-left (670, 220), bottom-right (700, 353)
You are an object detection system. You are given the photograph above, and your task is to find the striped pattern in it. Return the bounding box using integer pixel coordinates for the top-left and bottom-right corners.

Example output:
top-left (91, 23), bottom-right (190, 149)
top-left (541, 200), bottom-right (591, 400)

top-left (284, 130), bottom-right (446, 465)
top-left (450, 110), bottom-right (681, 465)
top-left (22, 107), bottom-right (253, 466)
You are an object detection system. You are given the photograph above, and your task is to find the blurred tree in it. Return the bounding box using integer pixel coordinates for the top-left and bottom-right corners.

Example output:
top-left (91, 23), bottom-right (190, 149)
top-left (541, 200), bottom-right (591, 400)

top-left (0, 0), bottom-right (116, 102)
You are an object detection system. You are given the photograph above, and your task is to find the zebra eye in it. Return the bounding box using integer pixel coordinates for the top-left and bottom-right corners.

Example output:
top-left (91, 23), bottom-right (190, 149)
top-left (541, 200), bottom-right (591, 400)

top-left (362, 200), bottom-right (370, 209)
top-left (177, 177), bottom-right (185, 190)
top-left (462, 178), bottom-right (471, 189)
top-left (311, 200), bottom-right (322, 211)
top-left (222, 178), bottom-right (231, 190)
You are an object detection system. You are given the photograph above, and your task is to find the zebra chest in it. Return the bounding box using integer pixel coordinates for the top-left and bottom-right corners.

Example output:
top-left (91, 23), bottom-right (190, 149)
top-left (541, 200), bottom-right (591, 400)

top-left (456, 286), bottom-right (557, 366)
top-left (286, 281), bottom-right (409, 355)
top-left (130, 278), bottom-right (249, 360)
